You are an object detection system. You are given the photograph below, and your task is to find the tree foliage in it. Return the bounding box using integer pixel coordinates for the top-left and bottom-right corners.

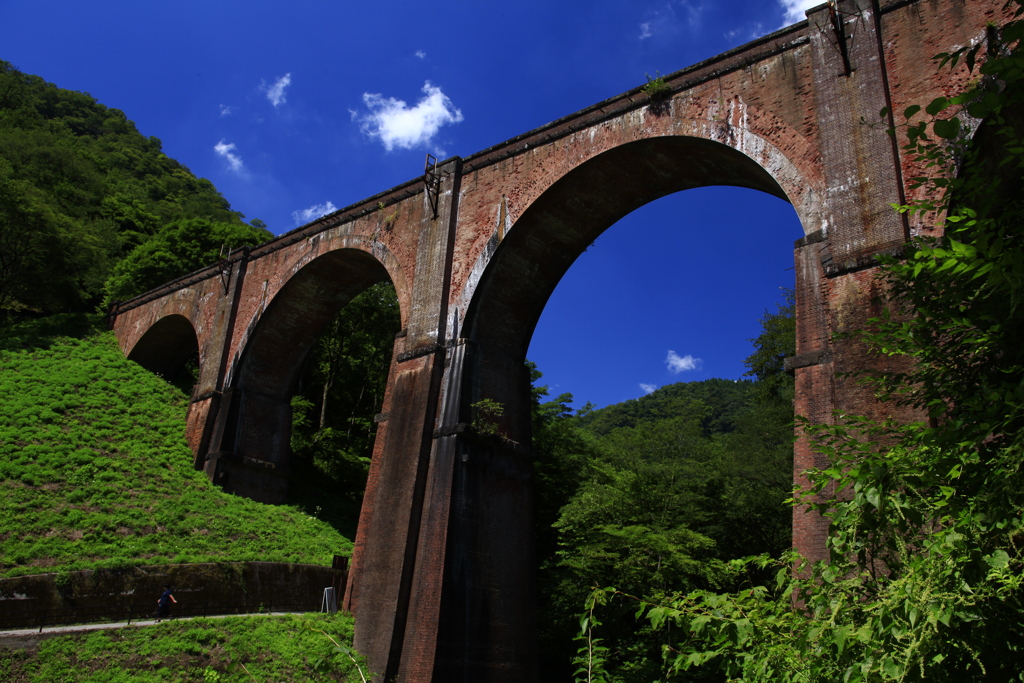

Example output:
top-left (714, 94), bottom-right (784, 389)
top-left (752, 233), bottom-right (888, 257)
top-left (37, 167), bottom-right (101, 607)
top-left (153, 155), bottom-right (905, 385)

top-left (103, 217), bottom-right (271, 304)
top-left (583, 7), bottom-right (1024, 682)
top-left (287, 282), bottom-right (401, 538)
top-left (0, 60), bottom-right (261, 318)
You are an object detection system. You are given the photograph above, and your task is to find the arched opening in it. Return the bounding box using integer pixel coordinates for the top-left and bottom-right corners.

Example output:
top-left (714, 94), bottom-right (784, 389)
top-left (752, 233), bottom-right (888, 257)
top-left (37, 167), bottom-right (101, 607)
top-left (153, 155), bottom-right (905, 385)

top-left (208, 248), bottom-right (403, 506)
top-left (527, 186), bottom-right (802, 681)
top-left (287, 281), bottom-right (401, 539)
top-left (127, 314), bottom-right (200, 396)
top-left (463, 136), bottom-right (798, 438)
top-left (445, 135), bottom-right (808, 680)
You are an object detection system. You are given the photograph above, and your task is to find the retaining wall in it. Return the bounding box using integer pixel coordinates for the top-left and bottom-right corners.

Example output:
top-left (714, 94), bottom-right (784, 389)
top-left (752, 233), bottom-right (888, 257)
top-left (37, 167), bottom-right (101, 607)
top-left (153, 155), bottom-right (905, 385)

top-left (0, 561), bottom-right (347, 630)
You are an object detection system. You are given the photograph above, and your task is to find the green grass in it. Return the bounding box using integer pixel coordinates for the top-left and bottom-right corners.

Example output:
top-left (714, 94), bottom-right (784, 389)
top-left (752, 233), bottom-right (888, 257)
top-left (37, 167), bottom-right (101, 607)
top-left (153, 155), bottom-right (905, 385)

top-left (0, 612), bottom-right (370, 682)
top-left (0, 316), bottom-right (352, 577)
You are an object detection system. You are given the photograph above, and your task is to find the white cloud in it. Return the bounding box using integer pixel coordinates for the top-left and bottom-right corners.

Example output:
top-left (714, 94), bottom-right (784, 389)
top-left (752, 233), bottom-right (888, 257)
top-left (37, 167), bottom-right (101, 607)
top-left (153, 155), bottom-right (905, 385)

top-left (354, 80), bottom-right (462, 154)
top-left (213, 140), bottom-right (244, 173)
top-left (640, 383), bottom-right (658, 394)
top-left (415, 50), bottom-right (427, 59)
top-left (638, 1), bottom-right (703, 40)
top-left (219, 104), bottom-right (234, 117)
top-left (261, 73), bottom-right (292, 108)
top-left (779, 0), bottom-right (820, 26)
top-left (292, 201), bottom-right (338, 226)
top-left (354, 81), bottom-right (464, 153)
top-left (724, 22), bottom-right (765, 44)
top-left (666, 350), bottom-right (702, 374)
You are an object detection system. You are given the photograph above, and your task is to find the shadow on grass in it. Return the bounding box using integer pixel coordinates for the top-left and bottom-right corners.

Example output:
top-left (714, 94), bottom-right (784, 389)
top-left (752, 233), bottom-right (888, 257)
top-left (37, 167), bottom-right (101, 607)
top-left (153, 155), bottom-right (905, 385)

top-left (286, 457), bottom-right (365, 542)
top-left (0, 313), bottom-right (106, 353)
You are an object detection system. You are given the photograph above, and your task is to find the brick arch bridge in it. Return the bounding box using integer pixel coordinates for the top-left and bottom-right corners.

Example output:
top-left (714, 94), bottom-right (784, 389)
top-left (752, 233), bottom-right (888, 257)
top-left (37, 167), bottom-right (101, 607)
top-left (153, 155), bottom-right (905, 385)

top-left (108, 1), bottom-right (1007, 680)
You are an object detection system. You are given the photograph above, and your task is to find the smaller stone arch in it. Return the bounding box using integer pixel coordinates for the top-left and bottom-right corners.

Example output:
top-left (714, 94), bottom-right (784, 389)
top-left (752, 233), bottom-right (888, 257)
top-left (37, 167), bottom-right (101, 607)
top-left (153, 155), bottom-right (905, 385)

top-left (126, 313), bottom-right (200, 389)
top-left (225, 233), bottom-right (410, 388)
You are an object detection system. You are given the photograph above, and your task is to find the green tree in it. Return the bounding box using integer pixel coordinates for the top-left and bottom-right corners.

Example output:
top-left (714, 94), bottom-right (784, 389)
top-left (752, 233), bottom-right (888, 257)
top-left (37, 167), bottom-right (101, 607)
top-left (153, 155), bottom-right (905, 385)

top-left (0, 60), bottom-right (249, 318)
top-left (287, 282), bottom-right (401, 537)
top-left (0, 158), bottom-right (112, 316)
top-left (743, 289), bottom-right (795, 402)
top-left (103, 218), bottom-right (271, 304)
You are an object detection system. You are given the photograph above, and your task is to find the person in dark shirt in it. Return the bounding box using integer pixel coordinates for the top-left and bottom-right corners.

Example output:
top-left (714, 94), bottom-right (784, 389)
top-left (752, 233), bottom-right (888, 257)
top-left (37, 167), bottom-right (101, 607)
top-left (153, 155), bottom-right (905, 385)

top-left (156, 584), bottom-right (177, 621)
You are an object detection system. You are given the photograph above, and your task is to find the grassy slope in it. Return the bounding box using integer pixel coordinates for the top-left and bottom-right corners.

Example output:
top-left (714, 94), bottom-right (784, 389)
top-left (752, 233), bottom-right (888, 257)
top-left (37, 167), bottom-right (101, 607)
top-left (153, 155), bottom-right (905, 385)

top-left (0, 613), bottom-right (369, 682)
top-left (0, 317), bottom-right (352, 577)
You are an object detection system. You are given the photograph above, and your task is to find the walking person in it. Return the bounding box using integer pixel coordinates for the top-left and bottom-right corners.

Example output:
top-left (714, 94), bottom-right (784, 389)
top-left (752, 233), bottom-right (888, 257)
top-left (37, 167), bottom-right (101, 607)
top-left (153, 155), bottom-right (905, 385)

top-left (156, 584), bottom-right (177, 622)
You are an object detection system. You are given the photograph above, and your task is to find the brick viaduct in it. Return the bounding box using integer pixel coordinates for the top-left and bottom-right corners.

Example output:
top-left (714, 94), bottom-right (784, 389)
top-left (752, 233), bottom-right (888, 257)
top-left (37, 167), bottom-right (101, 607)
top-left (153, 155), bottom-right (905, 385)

top-left (107, 1), bottom-right (1008, 680)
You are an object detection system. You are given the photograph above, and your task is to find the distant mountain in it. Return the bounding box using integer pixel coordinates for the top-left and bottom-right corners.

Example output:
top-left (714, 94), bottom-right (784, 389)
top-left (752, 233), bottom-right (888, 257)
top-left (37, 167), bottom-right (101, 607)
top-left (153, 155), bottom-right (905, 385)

top-left (578, 377), bottom-right (756, 438)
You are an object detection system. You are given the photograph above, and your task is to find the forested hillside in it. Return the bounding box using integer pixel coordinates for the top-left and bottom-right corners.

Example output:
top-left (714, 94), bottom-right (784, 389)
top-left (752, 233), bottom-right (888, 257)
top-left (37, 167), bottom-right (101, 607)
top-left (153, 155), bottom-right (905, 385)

top-left (577, 377), bottom-right (755, 437)
top-left (533, 295), bottom-right (795, 682)
top-left (0, 60), bottom-right (270, 317)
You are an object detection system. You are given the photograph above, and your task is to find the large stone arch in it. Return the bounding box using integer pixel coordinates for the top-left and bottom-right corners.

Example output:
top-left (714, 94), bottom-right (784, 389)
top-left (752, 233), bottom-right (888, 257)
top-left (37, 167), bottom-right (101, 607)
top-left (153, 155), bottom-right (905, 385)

top-left (401, 132), bottom-right (811, 682)
top-left (226, 233), bottom-right (411, 385)
top-left (448, 103), bottom-right (824, 343)
top-left (461, 134), bottom-right (808, 437)
top-left (203, 246), bottom-right (405, 503)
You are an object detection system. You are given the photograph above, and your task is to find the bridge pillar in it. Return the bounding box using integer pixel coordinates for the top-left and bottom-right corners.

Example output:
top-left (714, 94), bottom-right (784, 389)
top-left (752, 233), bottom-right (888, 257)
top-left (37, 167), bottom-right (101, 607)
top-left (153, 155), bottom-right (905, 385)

top-left (345, 158), bottom-right (472, 681)
top-left (187, 249), bottom-right (253, 476)
top-left (396, 340), bottom-right (538, 683)
top-left (201, 387), bottom-right (292, 503)
top-left (185, 248), bottom-right (295, 504)
top-left (790, 0), bottom-right (918, 562)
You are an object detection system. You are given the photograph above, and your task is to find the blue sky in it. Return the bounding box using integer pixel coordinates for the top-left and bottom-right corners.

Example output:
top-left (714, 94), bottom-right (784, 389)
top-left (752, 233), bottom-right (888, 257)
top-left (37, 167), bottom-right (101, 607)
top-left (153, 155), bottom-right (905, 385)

top-left (1, 0), bottom-right (818, 408)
